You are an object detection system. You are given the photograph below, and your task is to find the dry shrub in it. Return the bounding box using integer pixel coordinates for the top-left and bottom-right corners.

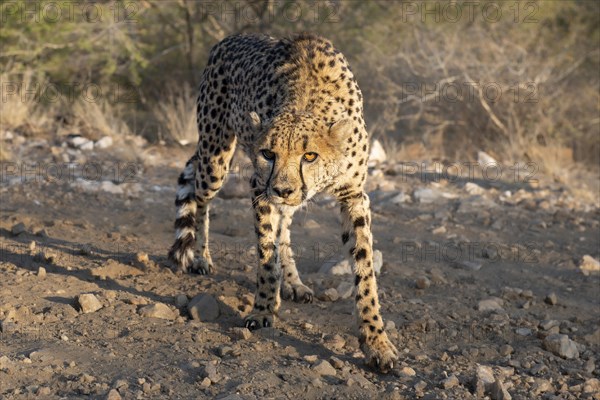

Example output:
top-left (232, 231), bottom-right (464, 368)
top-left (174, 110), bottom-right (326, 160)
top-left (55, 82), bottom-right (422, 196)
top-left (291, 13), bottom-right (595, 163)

top-left (152, 83), bottom-right (197, 145)
top-left (354, 2), bottom-right (599, 179)
top-left (72, 100), bottom-right (132, 139)
top-left (0, 70), bottom-right (54, 134)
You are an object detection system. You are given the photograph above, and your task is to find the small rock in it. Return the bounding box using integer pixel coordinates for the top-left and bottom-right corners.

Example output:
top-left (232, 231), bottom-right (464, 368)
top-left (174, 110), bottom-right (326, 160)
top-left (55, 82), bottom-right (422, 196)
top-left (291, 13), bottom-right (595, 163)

top-left (199, 377), bottom-right (211, 387)
top-left (441, 374), bottom-right (459, 389)
top-left (584, 358), bottom-right (596, 374)
top-left (539, 320), bottom-right (560, 331)
top-left (478, 297), bottom-right (504, 312)
top-left (530, 363), bottom-right (548, 375)
top-left (475, 364), bottom-right (495, 388)
top-left (543, 334), bottom-right (579, 359)
top-left (490, 377), bottom-right (511, 400)
top-left (373, 250), bottom-right (383, 275)
top-left (458, 260), bottom-right (483, 271)
top-left (336, 281), bottom-right (354, 299)
top-left (324, 334), bottom-right (345, 350)
top-left (175, 294), bottom-right (189, 308)
top-left (135, 252), bottom-right (149, 264)
top-left (37, 266), bottom-right (47, 278)
top-left (532, 378), bottom-right (553, 395)
top-left (232, 327), bottom-right (252, 340)
top-left (432, 226), bottom-right (447, 235)
top-left (544, 292), bottom-right (558, 305)
top-left (414, 187), bottom-right (445, 204)
top-left (330, 356), bottom-right (344, 369)
top-left (11, 222), bottom-right (26, 236)
top-left (579, 255), bottom-right (600, 275)
top-left (77, 293), bottom-right (103, 313)
top-left (515, 327), bottom-right (532, 336)
top-left (95, 136), bottom-right (113, 149)
top-left (312, 360), bottom-right (336, 376)
top-left (478, 151), bottom-right (497, 166)
top-left (202, 363), bottom-right (220, 383)
top-left (499, 345), bottom-right (513, 356)
top-left (583, 378), bottom-right (600, 394)
top-left (319, 258), bottom-right (352, 275)
top-left (465, 182), bottom-right (485, 195)
top-left (318, 288), bottom-right (339, 302)
top-left (0, 355), bottom-right (12, 370)
top-left (28, 241), bottom-right (36, 251)
top-left (399, 366), bottom-right (416, 377)
top-left (389, 191), bottom-right (410, 204)
top-left (304, 219), bottom-right (320, 229)
top-left (415, 276), bottom-right (430, 289)
top-left (188, 293), bottom-right (220, 321)
top-left (100, 181), bottom-right (124, 194)
top-left (304, 355), bottom-right (318, 363)
top-left (368, 139), bottom-right (387, 166)
top-left (106, 389), bottom-right (122, 400)
top-left (138, 303), bottom-right (176, 320)
top-left (414, 380), bottom-right (427, 392)
top-left (37, 387), bottom-right (51, 396)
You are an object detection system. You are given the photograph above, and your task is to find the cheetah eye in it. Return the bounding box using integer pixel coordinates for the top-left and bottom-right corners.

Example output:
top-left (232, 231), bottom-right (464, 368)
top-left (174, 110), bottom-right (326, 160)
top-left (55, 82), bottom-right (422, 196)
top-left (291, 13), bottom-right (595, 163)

top-left (303, 152), bottom-right (318, 162)
top-left (261, 149), bottom-right (275, 160)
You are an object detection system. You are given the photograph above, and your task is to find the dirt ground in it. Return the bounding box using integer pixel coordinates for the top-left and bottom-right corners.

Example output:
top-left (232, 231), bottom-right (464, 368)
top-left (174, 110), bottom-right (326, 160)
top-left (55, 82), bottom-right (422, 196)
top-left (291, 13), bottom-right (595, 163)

top-left (1, 132), bottom-right (599, 399)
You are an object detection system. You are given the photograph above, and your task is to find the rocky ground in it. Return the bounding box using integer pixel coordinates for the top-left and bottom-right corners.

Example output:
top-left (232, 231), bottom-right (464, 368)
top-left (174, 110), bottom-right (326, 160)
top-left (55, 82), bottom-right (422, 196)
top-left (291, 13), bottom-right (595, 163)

top-left (0, 130), bottom-right (599, 399)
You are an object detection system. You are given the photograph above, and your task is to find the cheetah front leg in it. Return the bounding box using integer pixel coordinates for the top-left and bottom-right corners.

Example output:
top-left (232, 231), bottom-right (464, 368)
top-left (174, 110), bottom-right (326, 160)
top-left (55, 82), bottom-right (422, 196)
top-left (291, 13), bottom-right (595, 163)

top-left (278, 210), bottom-right (314, 304)
top-left (339, 193), bottom-right (398, 372)
top-left (245, 195), bottom-right (281, 330)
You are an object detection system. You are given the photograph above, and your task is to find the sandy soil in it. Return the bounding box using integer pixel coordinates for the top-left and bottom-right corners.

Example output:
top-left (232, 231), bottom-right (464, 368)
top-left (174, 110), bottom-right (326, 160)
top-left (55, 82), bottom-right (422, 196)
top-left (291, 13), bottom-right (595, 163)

top-left (0, 133), bottom-right (599, 399)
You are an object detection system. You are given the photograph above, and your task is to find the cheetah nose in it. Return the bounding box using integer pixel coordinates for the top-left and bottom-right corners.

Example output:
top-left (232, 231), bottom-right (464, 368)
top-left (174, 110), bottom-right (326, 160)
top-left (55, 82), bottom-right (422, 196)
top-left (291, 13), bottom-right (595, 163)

top-left (273, 187), bottom-right (294, 199)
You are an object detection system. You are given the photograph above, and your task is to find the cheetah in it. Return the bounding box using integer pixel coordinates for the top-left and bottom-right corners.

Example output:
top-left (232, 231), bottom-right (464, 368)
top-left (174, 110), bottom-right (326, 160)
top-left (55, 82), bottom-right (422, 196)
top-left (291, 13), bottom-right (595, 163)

top-left (168, 33), bottom-right (398, 372)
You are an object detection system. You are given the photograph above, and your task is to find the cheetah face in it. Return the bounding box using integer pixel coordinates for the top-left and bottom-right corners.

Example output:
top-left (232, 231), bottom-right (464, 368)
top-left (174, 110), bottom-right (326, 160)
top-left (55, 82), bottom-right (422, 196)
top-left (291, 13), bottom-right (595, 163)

top-left (248, 111), bottom-right (352, 206)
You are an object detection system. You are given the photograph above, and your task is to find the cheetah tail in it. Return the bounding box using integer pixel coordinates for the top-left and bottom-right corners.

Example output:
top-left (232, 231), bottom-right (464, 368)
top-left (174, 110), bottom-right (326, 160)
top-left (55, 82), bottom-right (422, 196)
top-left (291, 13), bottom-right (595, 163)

top-left (168, 157), bottom-right (198, 271)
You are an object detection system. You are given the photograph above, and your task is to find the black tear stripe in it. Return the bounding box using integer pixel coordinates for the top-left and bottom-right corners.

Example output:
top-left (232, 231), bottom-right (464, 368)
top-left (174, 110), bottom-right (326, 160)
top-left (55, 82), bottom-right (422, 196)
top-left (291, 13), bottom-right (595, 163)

top-left (299, 163), bottom-right (308, 201)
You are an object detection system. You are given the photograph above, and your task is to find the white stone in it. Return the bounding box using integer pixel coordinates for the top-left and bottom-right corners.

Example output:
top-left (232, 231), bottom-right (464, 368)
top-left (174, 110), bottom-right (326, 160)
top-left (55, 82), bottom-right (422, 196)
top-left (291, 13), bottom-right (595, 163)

top-left (138, 303), bottom-right (176, 320)
top-left (477, 151), bottom-right (497, 166)
top-left (543, 334), bottom-right (579, 359)
top-left (95, 136), bottom-right (113, 149)
top-left (368, 139), bottom-right (387, 166)
top-left (478, 297), bottom-right (504, 312)
top-left (373, 250), bottom-right (383, 275)
top-left (100, 181), bottom-right (124, 194)
top-left (580, 255), bottom-right (600, 275)
top-left (319, 258), bottom-right (352, 275)
top-left (465, 182), bottom-right (485, 195)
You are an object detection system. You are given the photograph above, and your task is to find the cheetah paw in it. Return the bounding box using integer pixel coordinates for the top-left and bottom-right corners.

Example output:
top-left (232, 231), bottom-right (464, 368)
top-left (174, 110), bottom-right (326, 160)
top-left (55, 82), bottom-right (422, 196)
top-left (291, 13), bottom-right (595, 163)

top-left (190, 257), bottom-right (214, 275)
top-left (361, 332), bottom-right (399, 373)
top-left (244, 313), bottom-right (274, 330)
top-left (281, 282), bottom-right (313, 303)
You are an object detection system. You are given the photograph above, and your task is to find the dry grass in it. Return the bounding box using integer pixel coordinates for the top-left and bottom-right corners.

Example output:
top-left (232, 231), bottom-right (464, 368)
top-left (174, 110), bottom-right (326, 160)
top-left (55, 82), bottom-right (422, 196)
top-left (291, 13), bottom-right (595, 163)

top-left (0, 71), bottom-right (53, 133)
top-left (355, 8), bottom-right (599, 181)
top-left (71, 100), bottom-right (132, 139)
top-left (152, 83), bottom-right (197, 145)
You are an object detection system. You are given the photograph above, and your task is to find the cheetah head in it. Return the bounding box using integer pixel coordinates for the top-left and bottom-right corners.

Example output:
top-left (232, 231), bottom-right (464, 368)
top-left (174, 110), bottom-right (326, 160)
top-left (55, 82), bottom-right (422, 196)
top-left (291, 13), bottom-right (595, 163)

top-left (248, 111), bottom-right (352, 207)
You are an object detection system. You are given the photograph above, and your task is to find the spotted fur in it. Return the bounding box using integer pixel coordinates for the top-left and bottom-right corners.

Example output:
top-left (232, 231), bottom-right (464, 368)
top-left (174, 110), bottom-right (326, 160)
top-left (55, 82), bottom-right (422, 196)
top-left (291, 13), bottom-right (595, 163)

top-left (168, 33), bottom-right (398, 372)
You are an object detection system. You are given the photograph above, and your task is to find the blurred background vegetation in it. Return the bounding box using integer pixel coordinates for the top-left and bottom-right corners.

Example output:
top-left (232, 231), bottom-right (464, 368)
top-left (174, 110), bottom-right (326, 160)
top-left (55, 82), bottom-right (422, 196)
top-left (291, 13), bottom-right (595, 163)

top-left (1, 0), bottom-right (599, 174)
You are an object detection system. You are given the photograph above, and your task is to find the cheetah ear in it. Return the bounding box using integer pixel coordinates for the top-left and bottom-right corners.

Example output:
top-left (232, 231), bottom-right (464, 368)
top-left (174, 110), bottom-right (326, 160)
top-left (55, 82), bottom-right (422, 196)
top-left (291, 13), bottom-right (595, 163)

top-left (328, 119), bottom-right (353, 143)
top-left (247, 111), bottom-right (261, 130)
